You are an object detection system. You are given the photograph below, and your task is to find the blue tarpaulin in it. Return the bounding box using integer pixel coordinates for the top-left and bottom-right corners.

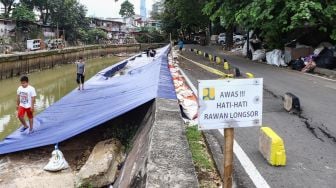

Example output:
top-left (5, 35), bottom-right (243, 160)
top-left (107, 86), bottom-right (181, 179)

top-left (0, 45), bottom-right (176, 154)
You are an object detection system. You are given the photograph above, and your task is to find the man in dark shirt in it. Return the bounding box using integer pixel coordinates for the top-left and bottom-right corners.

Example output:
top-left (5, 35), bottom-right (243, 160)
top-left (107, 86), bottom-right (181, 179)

top-left (75, 57), bottom-right (86, 90)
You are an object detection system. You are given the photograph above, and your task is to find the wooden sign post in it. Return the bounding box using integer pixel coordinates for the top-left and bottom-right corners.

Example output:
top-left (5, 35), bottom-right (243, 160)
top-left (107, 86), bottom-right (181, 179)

top-left (224, 128), bottom-right (234, 188)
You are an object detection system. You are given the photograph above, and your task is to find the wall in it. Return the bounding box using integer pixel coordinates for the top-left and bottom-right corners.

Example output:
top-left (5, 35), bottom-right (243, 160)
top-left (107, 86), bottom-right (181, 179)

top-left (0, 20), bottom-right (15, 37)
top-left (114, 98), bottom-right (198, 188)
top-left (0, 43), bottom-right (167, 80)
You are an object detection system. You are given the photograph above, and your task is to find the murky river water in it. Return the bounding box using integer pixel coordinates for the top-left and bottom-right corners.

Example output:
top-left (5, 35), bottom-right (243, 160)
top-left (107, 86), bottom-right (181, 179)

top-left (0, 56), bottom-right (122, 140)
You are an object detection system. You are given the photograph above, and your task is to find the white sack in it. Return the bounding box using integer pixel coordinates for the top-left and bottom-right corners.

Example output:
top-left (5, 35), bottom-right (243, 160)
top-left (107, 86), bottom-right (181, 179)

top-left (252, 49), bottom-right (266, 61)
top-left (266, 49), bottom-right (287, 67)
top-left (44, 149), bottom-right (69, 172)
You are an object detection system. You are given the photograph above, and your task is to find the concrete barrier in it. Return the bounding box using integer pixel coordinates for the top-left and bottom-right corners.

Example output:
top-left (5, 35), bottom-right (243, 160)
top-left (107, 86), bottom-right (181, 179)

top-left (259, 127), bottom-right (286, 166)
top-left (114, 98), bottom-right (198, 187)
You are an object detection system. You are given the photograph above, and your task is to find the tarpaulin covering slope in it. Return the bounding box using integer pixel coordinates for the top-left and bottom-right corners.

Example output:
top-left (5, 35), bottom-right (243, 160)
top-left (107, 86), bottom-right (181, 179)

top-left (0, 45), bottom-right (176, 154)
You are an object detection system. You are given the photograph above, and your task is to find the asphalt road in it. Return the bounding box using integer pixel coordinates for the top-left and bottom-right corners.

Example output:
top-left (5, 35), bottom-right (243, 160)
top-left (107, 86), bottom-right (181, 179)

top-left (178, 45), bottom-right (336, 188)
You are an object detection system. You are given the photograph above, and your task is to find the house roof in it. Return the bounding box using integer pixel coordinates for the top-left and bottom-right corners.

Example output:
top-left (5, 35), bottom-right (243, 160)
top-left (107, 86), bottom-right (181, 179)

top-left (91, 17), bottom-right (124, 24)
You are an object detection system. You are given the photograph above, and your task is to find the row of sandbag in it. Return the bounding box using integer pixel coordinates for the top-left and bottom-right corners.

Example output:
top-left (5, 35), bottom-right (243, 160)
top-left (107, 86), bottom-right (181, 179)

top-left (168, 50), bottom-right (198, 120)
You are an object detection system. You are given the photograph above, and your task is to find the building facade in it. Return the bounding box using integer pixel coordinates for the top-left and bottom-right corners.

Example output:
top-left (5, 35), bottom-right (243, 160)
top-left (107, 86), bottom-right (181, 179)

top-left (90, 18), bottom-right (125, 39)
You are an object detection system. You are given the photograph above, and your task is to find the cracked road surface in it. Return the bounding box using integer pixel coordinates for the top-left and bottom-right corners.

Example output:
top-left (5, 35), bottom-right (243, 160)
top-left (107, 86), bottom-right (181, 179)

top-left (178, 45), bottom-right (336, 188)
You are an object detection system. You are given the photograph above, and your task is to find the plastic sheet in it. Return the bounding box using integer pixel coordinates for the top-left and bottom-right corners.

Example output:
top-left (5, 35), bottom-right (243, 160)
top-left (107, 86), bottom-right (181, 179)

top-left (266, 50), bottom-right (287, 67)
top-left (0, 45), bottom-right (175, 155)
top-left (252, 49), bottom-right (266, 61)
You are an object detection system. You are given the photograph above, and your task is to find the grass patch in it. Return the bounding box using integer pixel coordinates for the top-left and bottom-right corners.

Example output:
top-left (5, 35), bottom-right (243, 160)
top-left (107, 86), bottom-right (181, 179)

top-left (186, 125), bottom-right (222, 187)
top-left (186, 125), bottom-right (213, 170)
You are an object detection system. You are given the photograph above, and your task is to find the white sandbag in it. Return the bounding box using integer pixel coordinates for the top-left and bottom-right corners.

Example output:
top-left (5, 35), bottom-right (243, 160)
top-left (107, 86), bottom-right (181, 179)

top-left (175, 86), bottom-right (187, 93)
top-left (170, 68), bottom-right (179, 73)
top-left (44, 148), bottom-right (69, 172)
top-left (181, 98), bottom-right (198, 120)
top-left (173, 80), bottom-right (184, 88)
top-left (243, 41), bottom-right (254, 56)
top-left (176, 94), bottom-right (184, 101)
top-left (171, 72), bottom-right (179, 77)
top-left (252, 49), bottom-right (266, 61)
top-left (266, 49), bottom-right (287, 67)
top-left (178, 89), bottom-right (194, 98)
top-left (313, 46), bottom-right (324, 56)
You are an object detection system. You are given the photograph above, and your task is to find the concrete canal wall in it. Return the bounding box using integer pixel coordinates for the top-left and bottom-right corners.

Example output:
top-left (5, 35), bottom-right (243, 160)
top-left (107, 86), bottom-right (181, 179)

top-left (0, 43), bottom-right (166, 79)
top-left (115, 98), bottom-right (198, 187)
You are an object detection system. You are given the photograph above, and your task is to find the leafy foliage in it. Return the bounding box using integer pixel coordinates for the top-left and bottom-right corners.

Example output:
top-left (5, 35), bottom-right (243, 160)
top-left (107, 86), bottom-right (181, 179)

top-left (135, 30), bottom-right (165, 43)
top-left (48, 0), bottom-right (89, 42)
top-left (204, 0), bottom-right (336, 48)
top-left (17, 0), bottom-right (89, 43)
top-left (12, 4), bottom-right (35, 22)
top-left (119, 0), bottom-right (135, 18)
top-left (87, 28), bottom-right (107, 43)
top-left (160, 0), bottom-right (209, 39)
top-left (20, 0), bottom-right (52, 24)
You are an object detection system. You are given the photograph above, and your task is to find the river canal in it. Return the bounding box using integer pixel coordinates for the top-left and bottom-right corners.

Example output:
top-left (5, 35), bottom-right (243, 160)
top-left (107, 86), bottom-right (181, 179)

top-left (0, 56), bottom-right (122, 140)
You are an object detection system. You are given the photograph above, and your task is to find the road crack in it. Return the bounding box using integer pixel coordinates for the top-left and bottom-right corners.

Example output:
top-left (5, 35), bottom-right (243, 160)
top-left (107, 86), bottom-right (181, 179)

top-left (303, 121), bottom-right (324, 142)
top-left (318, 126), bottom-right (336, 143)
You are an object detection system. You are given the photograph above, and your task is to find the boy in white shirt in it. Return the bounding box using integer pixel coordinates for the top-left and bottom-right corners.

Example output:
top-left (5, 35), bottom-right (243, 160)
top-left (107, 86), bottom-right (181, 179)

top-left (17, 76), bottom-right (36, 133)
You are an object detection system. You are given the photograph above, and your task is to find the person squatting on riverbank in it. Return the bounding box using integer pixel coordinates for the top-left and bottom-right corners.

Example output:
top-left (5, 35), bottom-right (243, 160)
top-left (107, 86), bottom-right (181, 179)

top-left (17, 76), bottom-right (36, 133)
top-left (146, 48), bottom-right (156, 57)
top-left (75, 57), bottom-right (86, 90)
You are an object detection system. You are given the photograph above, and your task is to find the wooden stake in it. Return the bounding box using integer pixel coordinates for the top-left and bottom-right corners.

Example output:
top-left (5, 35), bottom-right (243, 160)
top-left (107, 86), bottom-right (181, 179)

top-left (224, 128), bottom-right (234, 188)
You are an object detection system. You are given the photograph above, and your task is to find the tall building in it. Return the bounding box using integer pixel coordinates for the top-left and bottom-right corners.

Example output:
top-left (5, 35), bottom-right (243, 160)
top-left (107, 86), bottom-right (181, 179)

top-left (151, 0), bottom-right (163, 18)
top-left (140, 0), bottom-right (147, 20)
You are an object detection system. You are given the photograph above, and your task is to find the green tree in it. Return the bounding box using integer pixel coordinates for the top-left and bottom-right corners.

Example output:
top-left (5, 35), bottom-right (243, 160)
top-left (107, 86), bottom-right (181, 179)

top-left (20, 0), bottom-right (52, 24)
top-left (203, 0), bottom-right (250, 48)
top-left (49, 0), bottom-right (89, 42)
top-left (205, 0), bottom-right (336, 49)
top-left (0, 0), bottom-right (15, 18)
top-left (87, 28), bottom-right (107, 43)
top-left (19, 0), bottom-right (89, 43)
top-left (12, 4), bottom-right (35, 22)
top-left (119, 0), bottom-right (135, 18)
top-left (235, 0), bottom-right (336, 48)
top-left (160, 0), bottom-right (181, 39)
top-left (176, 0), bottom-right (209, 37)
top-left (160, 0), bottom-right (208, 39)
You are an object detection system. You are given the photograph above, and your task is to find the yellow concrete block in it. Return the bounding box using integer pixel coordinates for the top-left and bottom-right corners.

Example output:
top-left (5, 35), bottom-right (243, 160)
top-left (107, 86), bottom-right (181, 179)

top-left (224, 61), bottom-right (229, 70)
top-left (209, 54), bottom-right (213, 61)
top-left (259, 127), bottom-right (286, 166)
top-left (216, 57), bottom-right (221, 64)
top-left (245, 72), bottom-right (254, 78)
top-left (198, 50), bottom-right (202, 55)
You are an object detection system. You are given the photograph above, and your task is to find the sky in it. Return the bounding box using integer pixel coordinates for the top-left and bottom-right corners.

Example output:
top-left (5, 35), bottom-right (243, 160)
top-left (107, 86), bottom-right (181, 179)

top-left (79, 0), bottom-right (155, 18)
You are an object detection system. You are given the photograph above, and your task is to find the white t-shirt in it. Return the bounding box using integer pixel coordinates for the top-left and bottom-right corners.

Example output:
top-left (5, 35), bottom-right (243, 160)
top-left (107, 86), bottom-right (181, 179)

top-left (17, 85), bottom-right (37, 108)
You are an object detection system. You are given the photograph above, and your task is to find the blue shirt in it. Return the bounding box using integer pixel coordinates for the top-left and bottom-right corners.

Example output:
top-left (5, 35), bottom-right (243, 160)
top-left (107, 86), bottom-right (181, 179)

top-left (178, 41), bottom-right (184, 48)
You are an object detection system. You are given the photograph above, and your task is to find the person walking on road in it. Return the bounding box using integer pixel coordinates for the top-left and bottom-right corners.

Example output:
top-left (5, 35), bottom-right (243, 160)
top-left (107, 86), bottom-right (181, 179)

top-left (17, 76), bottom-right (36, 133)
top-left (178, 39), bottom-right (184, 51)
top-left (75, 57), bottom-right (86, 90)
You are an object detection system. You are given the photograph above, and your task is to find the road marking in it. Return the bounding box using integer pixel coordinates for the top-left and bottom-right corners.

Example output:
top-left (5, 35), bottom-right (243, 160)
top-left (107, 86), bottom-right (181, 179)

top-left (178, 57), bottom-right (270, 188)
top-left (179, 55), bottom-right (228, 77)
top-left (303, 73), bottom-right (336, 82)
